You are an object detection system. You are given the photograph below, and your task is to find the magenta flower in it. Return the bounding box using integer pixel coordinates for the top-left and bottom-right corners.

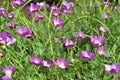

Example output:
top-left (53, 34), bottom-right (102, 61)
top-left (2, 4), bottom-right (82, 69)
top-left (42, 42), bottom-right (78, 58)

top-left (0, 32), bottom-right (16, 46)
top-left (6, 38), bottom-right (16, 46)
top-left (17, 27), bottom-right (34, 38)
top-left (97, 47), bottom-right (107, 55)
top-left (80, 50), bottom-right (95, 61)
top-left (27, 3), bottom-right (40, 13)
top-left (52, 17), bottom-right (64, 27)
top-left (2, 76), bottom-right (12, 80)
top-left (75, 32), bottom-right (86, 40)
top-left (12, 0), bottom-right (26, 7)
top-left (2, 32), bottom-right (11, 38)
top-left (56, 59), bottom-right (68, 69)
top-left (0, 8), bottom-right (5, 16)
top-left (63, 9), bottom-right (73, 15)
top-left (36, 2), bottom-right (46, 10)
top-left (99, 26), bottom-right (109, 34)
top-left (105, 63), bottom-right (120, 74)
top-left (62, 1), bottom-right (74, 10)
top-left (118, 77), bottom-right (120, 80)
top-left (103, 12), bottom-right (109, 19)
top-left (3, 66), bottom-right (15, 76)
top-left (93, 4), bottom-right (98, 9)
top-left (42, 60), bottom-right (54, 68)
top-left (8, 21), bottom-right (17, 29)
top-left (91, 36), bottom-right (106, 48)
top-left (0, 34), bottom-right (7, 44)
top-left (64, 39), bottom-right (76, 48)
top-left (6, 13), bottom-right (14, 19)
top-left (30, 56), bottom-right (43, 66)
top-left (34, 14), bottom-right (44, 22)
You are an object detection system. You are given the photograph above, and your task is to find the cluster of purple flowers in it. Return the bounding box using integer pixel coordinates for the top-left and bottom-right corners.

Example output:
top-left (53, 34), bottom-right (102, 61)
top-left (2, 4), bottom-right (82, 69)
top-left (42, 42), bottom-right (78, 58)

top-left (30, 57), bottom-right (68, 69)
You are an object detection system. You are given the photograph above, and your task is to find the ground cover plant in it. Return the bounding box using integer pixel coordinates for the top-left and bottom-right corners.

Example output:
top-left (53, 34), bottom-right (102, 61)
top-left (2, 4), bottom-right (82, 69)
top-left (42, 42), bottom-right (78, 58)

top-left (0, 0), bottom-right (120, 80)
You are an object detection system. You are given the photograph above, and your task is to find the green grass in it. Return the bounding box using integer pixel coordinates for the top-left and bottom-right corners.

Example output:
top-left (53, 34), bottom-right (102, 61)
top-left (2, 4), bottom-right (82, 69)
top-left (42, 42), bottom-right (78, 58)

top-left (0, 0), bottom-right (120, 80)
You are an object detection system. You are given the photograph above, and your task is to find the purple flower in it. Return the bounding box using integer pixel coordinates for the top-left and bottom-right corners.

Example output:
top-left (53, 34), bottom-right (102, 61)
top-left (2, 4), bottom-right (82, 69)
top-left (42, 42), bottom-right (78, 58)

top-left (30, 56), bottom-right (43, 66)
top-left (105, 63), bottom-right (120, 74)
top-left (64, 39), bottom-right (76, 48)
top-left (3, 66), bottom-right (15, 76)
top-left (0, 8), bottom-right (5, 16)
top-left (6, 13), bottom-right (14, 19)
top-left (17, 27), bottom-right (34, 38)
top-left (34, 14), bottom-right (44, 22)
top-left (52, 10), bottom-right (61, 16)
top-left (42, 60), bottom-right (54, 68)
top-left (8, 22), bottom-right (17, 29)
top-left (103, 12), bottom-right (109, 19)
top-left (75, 32), bottom-right (86, 40)
top-left (52, 17), bottom-right (64, 27)
top-left (6, 38), bottom-right (16, 46)
top-left (62, 1), bottom-right (74, 10)
top-left (36, 2), bottom-right (46, 10)
top-left (56, 59), bottom-right (68, 69)
top-left (91, 36), bottom-right (106, 48)
top-left (97, 47), bottom-right (107, 55)
top-left (12, 0), bottom-right (26, 7)
top-left (99, 26), bottom-right (109, 34)
top-left (80, 50), bottom-right (95, 61)
top-left (118, 77), bottom-right (120, 80)
top-left (104, 1), bottom-right (111, 8)
top-left (63, 9), bottom-right (73, 15)
top-left (2, 76), bottom-right (12, 80)
top-left (93, 4), bottom-right (98, 9)
top-left (0, 34), bottom-right (7, 45)
top-left (1, 32), bottom-right (11, 38)
top-left (27, 3), bottom-right (40, 13)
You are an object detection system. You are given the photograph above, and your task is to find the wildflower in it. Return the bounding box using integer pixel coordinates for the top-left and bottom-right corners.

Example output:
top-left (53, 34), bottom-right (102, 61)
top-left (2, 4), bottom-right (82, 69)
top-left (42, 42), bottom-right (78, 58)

top-left (64, 39), bottom-right (76, 48)
top-left (12, 0), bottom-right (27, 7)
top-left (0, 32), bottom-right (16, 46)
top-left (99, 26), bottom-right (109, 34)
top-left (36, 2), bottom-right (46, 10)
top-left (56, 59), bottom-right (68, 69)
top-left (91, 36), bottom-right (106, 48)
top-left (105, 63), bottom-right (120, 74)
top-left (17, 27), bottom-right (34, 38)
top-left (97, 47), bottom-right (107, 55)
top-left (63, 9), bottom-right (73, 15)
top-left (0, 34), bottom-right (7, 45)
top-left (6, 13), bottom-right (14, 19)
top-left (93, 4), bottom-right (98, 9)
top-left (75, 32), bottom-right (86, 40)
top-left (27, 3), bottom-right (40, 13)
top-left (42, 60), bottom-right (54, 68)
top-left (2, 76), bottom-right (12, 80)
top-left (0, 8), bottom-right (5, 16)
top-left (103, 12), bottom-right (109, 19)
top-left (30, 56), bottom-right (43, 66)
top-left (8, 21), bottom-right (17, 29)
top-left (1, 32), bottom-right (11, 38)
top-left (3, 66), bottom-right (16, 76)
top-left (118, 77), bottom-right (120, 80)
top-left (52, 17), bottom-right (64, 27)
top-left (62, 1), bottom-right (74, 10)
top-left (80, 50), bottom-right (95, 61)
top-left (6, 38), bottom-right (16, 46)
top-left (34, 14), bottom-right (44, 22)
